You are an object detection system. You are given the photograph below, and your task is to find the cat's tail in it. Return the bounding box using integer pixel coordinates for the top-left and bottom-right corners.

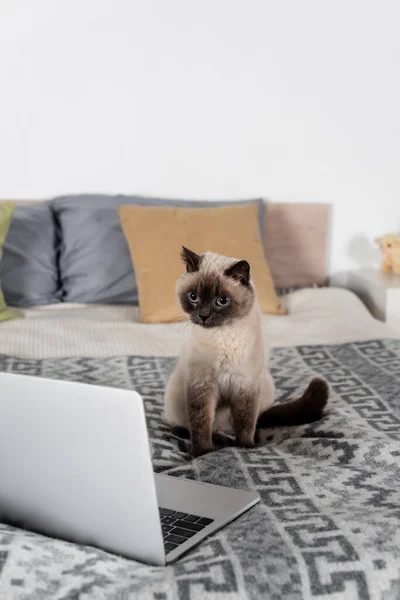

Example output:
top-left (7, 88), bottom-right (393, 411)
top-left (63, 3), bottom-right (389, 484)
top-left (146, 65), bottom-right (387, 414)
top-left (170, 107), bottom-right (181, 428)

top-left (256, 377), bottom-right (329, 429)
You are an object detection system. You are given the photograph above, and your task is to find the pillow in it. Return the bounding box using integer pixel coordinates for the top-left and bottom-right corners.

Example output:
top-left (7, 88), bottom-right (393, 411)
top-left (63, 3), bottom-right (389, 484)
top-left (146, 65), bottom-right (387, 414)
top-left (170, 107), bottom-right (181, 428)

top-left (1, 202), bottom-right (61, 307)
top-left (276, 284), bottom-right (323, 296)
top-left (51, 194), bottom-right (265, 304)
top-left (118, 202), bottom-right (285, 323)
top-left (263, 202), bottom-right (329, 288)
top-left (0, 203), bottom-right (22, 321)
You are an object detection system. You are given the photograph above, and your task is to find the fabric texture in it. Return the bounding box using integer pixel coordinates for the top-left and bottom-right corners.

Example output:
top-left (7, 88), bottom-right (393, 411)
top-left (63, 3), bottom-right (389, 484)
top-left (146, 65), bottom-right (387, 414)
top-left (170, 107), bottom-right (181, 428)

top-left (263, 202), bottom-right (329, 288)
top-left (1, 339), bottom-right (400, 599)
top-left (1, 202), bottom-right (61, 306)
top-left (0, 288), bottom-right (398, 359)
top-left (52, 194), bottom-right (265, 305)
top-left (276, 283), bottom-right (322, 296)
top-left (118, 202), bottom-right (284, 323)
top-left (0, 203), bottom-right (21, 321)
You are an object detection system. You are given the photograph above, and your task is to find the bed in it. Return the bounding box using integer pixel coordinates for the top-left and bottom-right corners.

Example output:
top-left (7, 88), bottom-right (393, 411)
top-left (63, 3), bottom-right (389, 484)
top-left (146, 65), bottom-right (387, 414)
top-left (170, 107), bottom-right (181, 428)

top-left (1, 197), bottom-right (400, 599)
top-left (0, 286), bottom-right (399, 600)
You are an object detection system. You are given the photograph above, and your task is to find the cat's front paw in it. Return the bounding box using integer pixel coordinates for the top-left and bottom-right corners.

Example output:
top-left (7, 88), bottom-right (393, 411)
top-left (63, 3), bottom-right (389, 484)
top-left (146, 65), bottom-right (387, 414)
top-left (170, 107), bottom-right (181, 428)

top-left (191, 445), bottom-right (213, 458)
top-left (236, 434), bottom-right (256, 449)
top-left (237, 442), bottom-right (256, 450)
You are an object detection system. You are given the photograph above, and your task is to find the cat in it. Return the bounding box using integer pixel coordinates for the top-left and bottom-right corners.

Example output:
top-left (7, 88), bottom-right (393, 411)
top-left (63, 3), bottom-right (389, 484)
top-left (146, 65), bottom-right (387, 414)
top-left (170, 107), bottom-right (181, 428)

top-left (163, 247), bottom-right (328, 458)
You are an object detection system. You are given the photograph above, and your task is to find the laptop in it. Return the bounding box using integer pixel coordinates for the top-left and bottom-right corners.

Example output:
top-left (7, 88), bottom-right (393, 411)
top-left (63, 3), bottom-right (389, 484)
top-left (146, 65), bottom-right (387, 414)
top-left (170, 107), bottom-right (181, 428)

top-left (0, 372), bottom-right (259, 565)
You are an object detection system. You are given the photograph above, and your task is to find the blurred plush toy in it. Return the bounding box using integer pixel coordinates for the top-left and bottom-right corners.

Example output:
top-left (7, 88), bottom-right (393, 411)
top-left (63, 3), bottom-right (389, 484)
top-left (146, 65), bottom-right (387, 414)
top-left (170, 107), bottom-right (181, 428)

top-left (375, 233), bottom-right (400, 275)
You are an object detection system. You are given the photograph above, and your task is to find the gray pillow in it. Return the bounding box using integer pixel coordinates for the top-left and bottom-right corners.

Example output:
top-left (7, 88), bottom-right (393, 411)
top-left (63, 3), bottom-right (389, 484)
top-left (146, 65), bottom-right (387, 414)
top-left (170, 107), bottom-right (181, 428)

top-left (52, 195), bottom-right (265, 305)
top-left (1, 203), bottom-right (61, 307)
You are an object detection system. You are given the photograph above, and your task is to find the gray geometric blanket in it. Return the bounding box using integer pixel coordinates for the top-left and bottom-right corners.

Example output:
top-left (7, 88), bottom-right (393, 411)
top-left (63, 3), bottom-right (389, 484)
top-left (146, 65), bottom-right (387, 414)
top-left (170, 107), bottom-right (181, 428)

top-left (1, 339), bottom-right (400, 600)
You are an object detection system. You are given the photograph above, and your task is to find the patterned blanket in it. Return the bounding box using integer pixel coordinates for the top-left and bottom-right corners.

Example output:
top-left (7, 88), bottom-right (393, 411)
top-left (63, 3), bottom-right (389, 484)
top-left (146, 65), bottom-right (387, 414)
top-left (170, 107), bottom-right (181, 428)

top-left (1, 339), bottom-right (400, 600)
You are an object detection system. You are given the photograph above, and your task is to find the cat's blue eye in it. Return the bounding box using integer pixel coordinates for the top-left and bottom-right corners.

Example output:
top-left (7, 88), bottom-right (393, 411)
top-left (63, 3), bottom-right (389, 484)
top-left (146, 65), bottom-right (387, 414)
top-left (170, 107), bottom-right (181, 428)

top-left (188, 291), bottom-right (199, 303)
top-left (216, 296), bottom-right (229, 307)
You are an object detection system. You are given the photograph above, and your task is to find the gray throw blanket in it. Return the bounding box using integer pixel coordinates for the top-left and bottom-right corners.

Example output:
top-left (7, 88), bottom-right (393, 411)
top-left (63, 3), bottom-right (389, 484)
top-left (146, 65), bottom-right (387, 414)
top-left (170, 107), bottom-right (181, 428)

top-left (0, 339), bottom-right (400, 599)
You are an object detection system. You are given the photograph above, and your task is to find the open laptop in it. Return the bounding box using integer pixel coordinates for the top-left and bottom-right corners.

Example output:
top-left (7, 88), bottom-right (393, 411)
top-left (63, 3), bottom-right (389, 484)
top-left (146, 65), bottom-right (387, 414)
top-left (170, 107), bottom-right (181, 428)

top-left (0, 372), bottom-right (259, 566)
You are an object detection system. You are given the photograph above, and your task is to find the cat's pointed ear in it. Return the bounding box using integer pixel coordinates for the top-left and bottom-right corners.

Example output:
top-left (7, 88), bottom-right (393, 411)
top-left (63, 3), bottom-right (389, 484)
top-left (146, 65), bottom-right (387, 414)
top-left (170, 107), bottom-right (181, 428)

top-left (225, 260), bottom-right (250, 286)
top-left (181, 247), bottom-right (202, 273)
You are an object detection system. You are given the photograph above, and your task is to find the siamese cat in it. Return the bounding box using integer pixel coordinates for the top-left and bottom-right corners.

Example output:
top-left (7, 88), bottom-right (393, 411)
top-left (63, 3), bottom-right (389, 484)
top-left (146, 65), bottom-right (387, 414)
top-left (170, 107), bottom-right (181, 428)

top-left (164, 247), bottom-right (328, 458)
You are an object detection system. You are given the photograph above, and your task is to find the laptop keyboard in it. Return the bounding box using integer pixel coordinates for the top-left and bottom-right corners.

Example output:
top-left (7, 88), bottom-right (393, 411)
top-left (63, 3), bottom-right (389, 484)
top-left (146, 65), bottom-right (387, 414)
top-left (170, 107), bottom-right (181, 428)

top-left (159, 507), bottom-right (214, 554)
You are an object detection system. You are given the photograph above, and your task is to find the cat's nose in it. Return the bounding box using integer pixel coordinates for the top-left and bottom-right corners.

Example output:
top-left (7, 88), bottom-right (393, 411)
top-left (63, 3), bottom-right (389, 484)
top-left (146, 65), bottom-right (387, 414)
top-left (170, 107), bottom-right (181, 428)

top-left (200, 314), bottom-right (210, 324)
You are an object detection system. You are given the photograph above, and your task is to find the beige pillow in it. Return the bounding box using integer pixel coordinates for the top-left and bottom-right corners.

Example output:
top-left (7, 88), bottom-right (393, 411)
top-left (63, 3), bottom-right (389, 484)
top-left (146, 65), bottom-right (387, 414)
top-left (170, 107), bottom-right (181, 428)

top-left (118, 203), bottom-right (285, 323)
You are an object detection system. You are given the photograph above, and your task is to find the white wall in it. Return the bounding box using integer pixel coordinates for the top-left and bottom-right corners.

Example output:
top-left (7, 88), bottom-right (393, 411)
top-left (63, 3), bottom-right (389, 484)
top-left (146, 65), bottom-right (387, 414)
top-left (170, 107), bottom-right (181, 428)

top-left (0, 0), bottom-right (399, 274)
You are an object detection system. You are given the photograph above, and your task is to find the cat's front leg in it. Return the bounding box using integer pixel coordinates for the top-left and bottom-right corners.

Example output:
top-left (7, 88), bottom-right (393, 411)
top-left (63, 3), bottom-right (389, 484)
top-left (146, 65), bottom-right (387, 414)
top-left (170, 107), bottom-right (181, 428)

top-left (187, 381), bottom-right (217, 458)
top-left (231, 390), bottom-right (258, 448)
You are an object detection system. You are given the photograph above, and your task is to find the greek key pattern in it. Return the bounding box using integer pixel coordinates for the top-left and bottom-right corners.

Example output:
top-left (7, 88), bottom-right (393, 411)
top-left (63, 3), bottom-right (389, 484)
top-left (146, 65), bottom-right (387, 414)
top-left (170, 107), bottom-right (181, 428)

top-left (0, 339), bottom-right (399, 599)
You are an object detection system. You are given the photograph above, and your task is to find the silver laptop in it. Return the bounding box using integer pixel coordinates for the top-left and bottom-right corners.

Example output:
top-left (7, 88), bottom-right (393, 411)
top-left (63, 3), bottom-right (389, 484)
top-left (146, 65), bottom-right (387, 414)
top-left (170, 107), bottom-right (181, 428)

top-left (0, 372), bottom-right (259, 565)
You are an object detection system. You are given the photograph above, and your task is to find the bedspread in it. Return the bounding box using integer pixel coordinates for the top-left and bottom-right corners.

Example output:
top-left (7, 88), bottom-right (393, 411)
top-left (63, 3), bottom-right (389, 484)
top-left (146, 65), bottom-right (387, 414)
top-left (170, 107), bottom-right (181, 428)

top-left (0, 288), bottom-right (398, 358)
top-left (1, 338), bottom-right (400, 599)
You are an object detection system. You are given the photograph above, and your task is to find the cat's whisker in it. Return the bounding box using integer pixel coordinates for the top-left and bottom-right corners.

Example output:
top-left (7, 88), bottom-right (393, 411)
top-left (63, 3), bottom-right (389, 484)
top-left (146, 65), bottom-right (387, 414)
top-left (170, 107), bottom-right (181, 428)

top-left (168, 317), bottom-right (186, 325)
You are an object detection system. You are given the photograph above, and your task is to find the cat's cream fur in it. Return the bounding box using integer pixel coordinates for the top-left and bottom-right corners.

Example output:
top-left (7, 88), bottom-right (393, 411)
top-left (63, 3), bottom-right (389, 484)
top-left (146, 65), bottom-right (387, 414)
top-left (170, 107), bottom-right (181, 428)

top-left (164, 251), bottom-right (274, 453)
top-left (164, 249), bottom-right (328, 458)
top-left (164, 293), bottom-right (275, 431)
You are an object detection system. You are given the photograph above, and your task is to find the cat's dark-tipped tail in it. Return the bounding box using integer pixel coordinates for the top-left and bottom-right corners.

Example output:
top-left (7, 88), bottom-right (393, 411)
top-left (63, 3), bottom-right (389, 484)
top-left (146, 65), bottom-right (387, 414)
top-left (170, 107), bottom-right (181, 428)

top-left (256, 377), bottom-right (329, 429)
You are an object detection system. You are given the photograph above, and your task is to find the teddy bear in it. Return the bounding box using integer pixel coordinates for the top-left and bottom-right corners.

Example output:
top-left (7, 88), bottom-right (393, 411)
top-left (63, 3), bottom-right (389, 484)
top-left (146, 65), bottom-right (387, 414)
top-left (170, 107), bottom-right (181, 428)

top-left (375, 233), bottom-right (400, 275)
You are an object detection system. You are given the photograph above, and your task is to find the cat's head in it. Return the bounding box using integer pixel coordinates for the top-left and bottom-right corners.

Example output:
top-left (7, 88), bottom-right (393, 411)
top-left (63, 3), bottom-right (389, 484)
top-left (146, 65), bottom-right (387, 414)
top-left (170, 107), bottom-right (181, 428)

top-left (176, 247), bottom-right (255, 328)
